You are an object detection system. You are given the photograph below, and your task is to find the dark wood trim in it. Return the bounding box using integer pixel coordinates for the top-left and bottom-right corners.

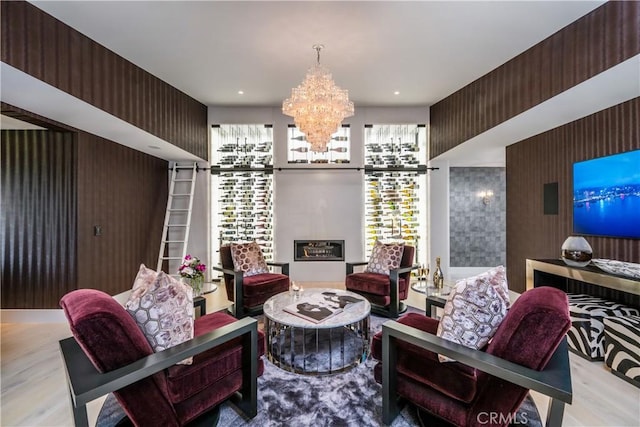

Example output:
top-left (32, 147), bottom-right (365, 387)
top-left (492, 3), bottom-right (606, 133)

top-left (0, 129), bottom-right (78, 308)
top-left (430, 1), bottom-right (640, 158)
top-left (1, 0), bottom-right (208, 160)
top-left (1, 102), bottom-right (73, 132)
top-left (1, 103), bottom-right (167, 308)
top-left (76, 133), bottom-right (167, 297)
top-left (506, 98), bottom-right (640, 293)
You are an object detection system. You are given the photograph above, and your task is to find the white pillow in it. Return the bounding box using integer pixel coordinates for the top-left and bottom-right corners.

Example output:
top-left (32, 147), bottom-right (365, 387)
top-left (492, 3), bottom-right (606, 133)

top-left (436, 266), bottom-right (510, 362)
top-left (132, 263), bottom-right (157, 290)
top-left (125, 268), bottom-right (194, 365)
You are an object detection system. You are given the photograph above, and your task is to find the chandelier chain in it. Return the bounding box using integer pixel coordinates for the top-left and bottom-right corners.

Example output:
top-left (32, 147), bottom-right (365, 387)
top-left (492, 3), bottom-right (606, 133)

top-left (314, 44), bottom-right (323, 65)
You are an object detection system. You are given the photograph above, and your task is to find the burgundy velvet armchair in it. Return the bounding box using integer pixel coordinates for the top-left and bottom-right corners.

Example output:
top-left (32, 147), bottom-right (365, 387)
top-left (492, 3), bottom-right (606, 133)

top-left (345, 245), bottom-right (418, 318)
top-left (372, 286), bottom-right (573, 427)
top-left (214, 244), bottom-right (290, 318)
top-left (59, 289), bottom-right (265, 427)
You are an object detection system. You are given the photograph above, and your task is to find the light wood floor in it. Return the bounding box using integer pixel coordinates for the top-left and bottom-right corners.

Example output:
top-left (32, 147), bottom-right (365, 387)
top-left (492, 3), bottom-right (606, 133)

top-left (2, 283), bottom-right (639, 426)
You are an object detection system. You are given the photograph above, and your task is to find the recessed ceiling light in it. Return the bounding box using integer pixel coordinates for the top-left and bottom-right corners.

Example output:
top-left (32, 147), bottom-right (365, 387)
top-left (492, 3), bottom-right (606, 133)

top-left (238, 90), bottom-right (244, 95)
top-left (148, 145), bottom-right (160, 149)
top-left (394, 91), bottom-right (400, 95)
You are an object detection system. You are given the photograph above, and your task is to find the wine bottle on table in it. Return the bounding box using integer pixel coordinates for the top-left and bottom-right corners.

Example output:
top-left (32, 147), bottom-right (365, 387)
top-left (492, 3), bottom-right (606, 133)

top-left (432, 257), bottom-right (444, 289)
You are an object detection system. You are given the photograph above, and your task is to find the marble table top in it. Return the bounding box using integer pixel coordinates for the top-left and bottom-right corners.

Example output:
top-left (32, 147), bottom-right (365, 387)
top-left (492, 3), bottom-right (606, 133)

top-left (263, 288), bottom-right (371, 329)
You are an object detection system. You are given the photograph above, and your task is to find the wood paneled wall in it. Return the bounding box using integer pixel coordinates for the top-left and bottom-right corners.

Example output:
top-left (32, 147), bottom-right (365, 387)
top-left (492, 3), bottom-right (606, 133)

top-left (430, 1), bottom-right (640, 158)
top-left (77, 134), bottom-right (167, 297)
top-left (506, 98), bottom-right (640, 293)
top-left (1, 0), bottom-right (208, 160)
top-left (1, 130), bottom-right (77, 308)
top-left (1, 105), bottom-right (168, 308)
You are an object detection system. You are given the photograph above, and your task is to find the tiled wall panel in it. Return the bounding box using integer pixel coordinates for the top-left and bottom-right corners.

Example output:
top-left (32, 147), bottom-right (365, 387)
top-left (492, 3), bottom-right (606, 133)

top-left (450, 168), bottom-right (506, 267)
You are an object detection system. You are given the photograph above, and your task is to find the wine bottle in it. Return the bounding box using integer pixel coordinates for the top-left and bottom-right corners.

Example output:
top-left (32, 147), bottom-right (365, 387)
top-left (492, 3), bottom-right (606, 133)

top-left (290, 135), bottom-right (306, 141)
top-left (290, 147), bottom-right (309, 152)
top-left (432, 257), bottom-right (444, 289)
top-left (328, 147), bottom-right (348, 153)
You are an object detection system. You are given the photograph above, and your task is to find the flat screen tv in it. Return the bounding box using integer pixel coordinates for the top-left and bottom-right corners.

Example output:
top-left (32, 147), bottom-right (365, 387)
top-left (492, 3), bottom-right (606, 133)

top-left (573, 149), bottom-right (640, 239)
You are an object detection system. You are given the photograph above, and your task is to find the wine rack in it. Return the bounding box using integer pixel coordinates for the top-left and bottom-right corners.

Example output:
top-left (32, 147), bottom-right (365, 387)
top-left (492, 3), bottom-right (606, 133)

top-left (211, 124), bottom-right (274, 261)
top-left (287, 125), bottom-right (351, 164)
top-left (364, 124), bottom-right (428, 263)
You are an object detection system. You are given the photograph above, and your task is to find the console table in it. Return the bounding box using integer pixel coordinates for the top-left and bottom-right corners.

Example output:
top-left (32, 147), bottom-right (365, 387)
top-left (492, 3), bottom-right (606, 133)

top-left (526, 259), bottom-right (640, 308)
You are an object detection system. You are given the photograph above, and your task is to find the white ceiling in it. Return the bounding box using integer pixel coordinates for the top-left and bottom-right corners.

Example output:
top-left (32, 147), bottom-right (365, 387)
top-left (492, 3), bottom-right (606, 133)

top-left (5, 1), bottom-right (637, 165)
top-left (30, 0), bottom-right (606, 108)
top-left (0, 114), bottom-right (46, 130)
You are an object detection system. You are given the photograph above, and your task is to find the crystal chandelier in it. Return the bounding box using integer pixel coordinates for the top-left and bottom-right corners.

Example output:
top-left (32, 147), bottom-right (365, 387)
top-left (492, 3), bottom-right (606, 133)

top-left (282, 45), bottom-right (354, 152)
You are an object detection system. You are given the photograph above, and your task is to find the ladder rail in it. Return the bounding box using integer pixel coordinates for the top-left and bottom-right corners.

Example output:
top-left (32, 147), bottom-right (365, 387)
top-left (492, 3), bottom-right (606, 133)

top-left (157, 165), bottom-right (178, 271)
top-left (181, 164), bottom-right (198, 265)
top-left (157, 162), bottom-right (197, 273)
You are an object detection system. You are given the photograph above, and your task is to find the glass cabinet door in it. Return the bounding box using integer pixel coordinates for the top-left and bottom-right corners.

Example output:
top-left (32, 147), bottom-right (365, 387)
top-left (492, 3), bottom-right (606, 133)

top-left (287, 124), bottom-right (351, 164)
top-left (364, 124), bottom-right (428, 265)
top-left (211, 124), bottom-right (274, 261)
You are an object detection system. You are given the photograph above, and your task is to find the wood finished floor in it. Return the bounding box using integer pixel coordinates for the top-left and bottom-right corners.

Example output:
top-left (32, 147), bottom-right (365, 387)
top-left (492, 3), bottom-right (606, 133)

top-left (2, 283), bottom-right (639, 426)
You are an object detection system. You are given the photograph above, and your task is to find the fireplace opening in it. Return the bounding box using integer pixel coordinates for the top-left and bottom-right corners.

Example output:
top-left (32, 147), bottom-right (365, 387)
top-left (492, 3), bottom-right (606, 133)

top-left (294, 240), bottom-right (345, 262)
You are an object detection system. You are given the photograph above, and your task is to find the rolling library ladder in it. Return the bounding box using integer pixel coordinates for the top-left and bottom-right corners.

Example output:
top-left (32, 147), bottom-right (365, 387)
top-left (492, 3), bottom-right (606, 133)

top-left (157, 162), bottom-right (198, 276)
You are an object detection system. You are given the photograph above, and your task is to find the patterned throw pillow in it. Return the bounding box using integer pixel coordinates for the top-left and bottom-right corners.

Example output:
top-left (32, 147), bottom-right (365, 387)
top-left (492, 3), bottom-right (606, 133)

top-left (436, 266), bottom-right (510, 362)
top-left (364, 240), bottom-right (405, 275)
top-left (230, 241), bottom-right (269, 277)
top-left (132, 263), bottom-right (157, 291)
top-left (125, 269), bottom-right (194, 365)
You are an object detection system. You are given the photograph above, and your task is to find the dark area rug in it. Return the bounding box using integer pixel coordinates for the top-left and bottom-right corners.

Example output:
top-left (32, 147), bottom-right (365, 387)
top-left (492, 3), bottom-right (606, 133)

top-left (97, 308), bottom-right (541, 427)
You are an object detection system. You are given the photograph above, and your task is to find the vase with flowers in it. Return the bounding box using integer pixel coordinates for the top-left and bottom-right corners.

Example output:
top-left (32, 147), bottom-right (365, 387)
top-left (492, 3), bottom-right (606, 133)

top-left (178, 254), bottom-right (207, 296)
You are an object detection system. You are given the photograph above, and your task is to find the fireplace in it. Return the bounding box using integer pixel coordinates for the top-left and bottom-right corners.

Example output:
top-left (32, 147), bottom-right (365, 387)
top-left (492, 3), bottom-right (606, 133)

top-left (294, 240), bottom-right (345, 262)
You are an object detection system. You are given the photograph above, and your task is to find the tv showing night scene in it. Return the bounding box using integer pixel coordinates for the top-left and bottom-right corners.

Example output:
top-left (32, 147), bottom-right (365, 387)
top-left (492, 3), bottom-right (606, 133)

top-left (573, 149), bottom-right (640, 239)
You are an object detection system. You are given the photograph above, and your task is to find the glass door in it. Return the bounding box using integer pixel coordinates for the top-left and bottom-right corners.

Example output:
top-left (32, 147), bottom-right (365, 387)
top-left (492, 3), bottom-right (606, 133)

top-left (211, 124), bottom-right (274, 261)
top-left (363, 124), bottom-right (428, 266)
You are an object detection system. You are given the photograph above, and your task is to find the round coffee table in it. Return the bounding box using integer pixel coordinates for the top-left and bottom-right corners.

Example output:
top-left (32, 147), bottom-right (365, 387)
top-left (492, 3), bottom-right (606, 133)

top-left (263, 288), bottom-right (371, 375)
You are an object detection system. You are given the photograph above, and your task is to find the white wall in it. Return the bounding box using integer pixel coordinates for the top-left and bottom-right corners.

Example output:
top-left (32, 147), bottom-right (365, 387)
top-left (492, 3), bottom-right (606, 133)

top-left (428, 158), bottom-right (450, 280)
top-left (207, 106), bottom-right (429, 281)
top-left (187, 161), bottom-right (211, 279)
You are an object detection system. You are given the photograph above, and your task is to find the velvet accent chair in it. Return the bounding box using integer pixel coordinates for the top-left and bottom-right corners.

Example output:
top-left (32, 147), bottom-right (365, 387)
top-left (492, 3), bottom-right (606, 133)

top-left (372, 286), bottom-right (573, 427)
top-left (345, 245), bottom-right (418, 318)
top-left (214, 244), bottom-right (290, 319)
top-left (59, 289), bottom-right (264, 427)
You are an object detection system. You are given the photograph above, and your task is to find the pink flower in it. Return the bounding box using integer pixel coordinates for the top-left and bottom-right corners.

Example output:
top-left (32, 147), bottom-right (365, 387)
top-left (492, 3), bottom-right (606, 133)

top-left (177, 254), bottom-right (206, 280)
